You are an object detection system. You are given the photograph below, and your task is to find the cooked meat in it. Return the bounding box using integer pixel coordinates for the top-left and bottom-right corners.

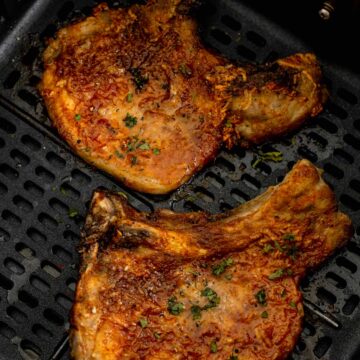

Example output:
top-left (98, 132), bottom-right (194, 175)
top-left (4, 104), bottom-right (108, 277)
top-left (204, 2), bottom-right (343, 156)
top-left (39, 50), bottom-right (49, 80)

top-left (40, 0), bottom-right (327, 194)
top-left (70, 159), bottom-right (352, 360)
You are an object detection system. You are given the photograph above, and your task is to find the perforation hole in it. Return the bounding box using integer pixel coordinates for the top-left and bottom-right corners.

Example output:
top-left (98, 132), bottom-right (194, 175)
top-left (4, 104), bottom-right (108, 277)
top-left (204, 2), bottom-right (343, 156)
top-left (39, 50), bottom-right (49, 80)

top-left (237, 45), bottom-right (256, 61)
top-left (15, 243), bottom-right (36, 259)
top-left (303, 321), bottom-right (316, 336)
top-left (0, 138), bottom-right (4, 148)
top-left (348, 241), bottom-right (360, 256)
top-left (205, 172), bottom-right (225, 189)
top-left (24, 180), bottom-right (44, 197)
top-left (313, 336), bottom-right (332, 358)
top-left (42, 261), bottom-right (61, 278)
top-left (323, 163), bottom-right (344, 179)
top-left (60, 182), bottom-right (80, 199)
top-left (52, 245), bottom-right (72, 263)
top-left (10, 149), bottom-right (30, 167)
top-left (184, 201), bottom-right (203, 212)
top-left (7, 306), bottom-right (27, 324)
top-left (0, 181), bottom-right (7, 195)
top-left (0, 228), bottom-right (10, 242)
top-left (326, 101), bottom-right (348, 119)
top-left (246, 31), bottom-right (266, 47)
top-left (56, 293), bottom-right (73, 309)
top-left (219, 201), bottom-right (232, 212)
top-left (241, 174), bottom-right (260, 190)
top-left (57, 1), bottom-right (74, 21)
top-left (18, 89), bottom-right (38, 107)
top-left (43, 308), bottom-right (64, 326)
top-left (13, 195), bottom-right (33, 213)
top-left (22, 47), bottom-right (39, 66)
top-left (194, 187), bottom-right (214, 202)
top-left (336, 256), bottom-right (357, 273)
top-left (350, 180), bottom-right (360, 195)
top-left (18, 290), bottom-right (38, 308)
top-left (265, 51), bottom-right (279, 63)
top-left (342, 295), bottom-right (359, 315)
top-left (49, 198), bottom-right (69, 214)
top-left (3, 70), bottom-right (21, 89)
top-left (0, 273), bottom-right (13, 290)
top-left (38, 213), bottom-right (58, 229)
top-left (0, 118), bottom-right (16, 134)
top-left (21, 135), bottom-right (41, 151)
top-left (35, 166), bottom-right (55, 183)
top-left (4, 258), bottom-right (25, 275)
top-left (221, 15), bottom-right (241, 31)
top-left (337, 88), bottom-right (358, 105)
top-left (2, 210), bottom-right (21, 225)
top-left (307, 132), bottom-right (328, 148)
top-left (40, 23), bottom-right (57, 39)
top-left (32, 324), bottom-right (53, 340)
top-left (215, 157), bottom-right (235, 172)
top-left (27, 227), bottom-right (47, 243)
top-left (252, 160), bottom-right (271, 175)
top-left (231, 189), bottom-right (250, 203)
top-left (64, 230), bottom-right (80, 242)
top-left (325, 272), bottom-right (347, 289)
top-left (46, 151), bottom-right (66, 168)
top-left (71, 169), bottom-right (91, 184)
top-left (0, 321), bottom-right (16, 339)
top-left (340, 194), bottom-right (360, 211)
top-left (210, 28), bottom-right (231, 45)
top-left (0, 163), bottom-right (19, 180)
top-left (29, 75), bottom-right (41, 87)
top-left (30, 275), bottom-right (50, 293)
top-left (67, 278), bottom-right (77, 292)
top-left (317, 117), bottom-right (338, 134)
top-left (316, 287), bottom-right (337, 304)
top-left (297, 146), bottom-right (318, 162)
top-left (334, 148), bottom-right (354, 164)
top-left (20, 339), bottom-right (42, 359)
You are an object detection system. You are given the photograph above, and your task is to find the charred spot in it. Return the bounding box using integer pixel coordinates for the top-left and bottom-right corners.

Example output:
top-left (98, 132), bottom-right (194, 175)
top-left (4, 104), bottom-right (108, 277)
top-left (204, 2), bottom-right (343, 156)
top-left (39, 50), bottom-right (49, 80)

top-left (112, 226), bottom-right (150, 250)
top-left (130, 68), bottom-right (149, 90)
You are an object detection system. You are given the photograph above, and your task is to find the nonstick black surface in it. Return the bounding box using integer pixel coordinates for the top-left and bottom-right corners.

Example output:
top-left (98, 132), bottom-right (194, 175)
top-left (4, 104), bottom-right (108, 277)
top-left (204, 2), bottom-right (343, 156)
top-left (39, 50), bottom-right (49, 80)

top-left (1, 1), bottom-right (360, 359)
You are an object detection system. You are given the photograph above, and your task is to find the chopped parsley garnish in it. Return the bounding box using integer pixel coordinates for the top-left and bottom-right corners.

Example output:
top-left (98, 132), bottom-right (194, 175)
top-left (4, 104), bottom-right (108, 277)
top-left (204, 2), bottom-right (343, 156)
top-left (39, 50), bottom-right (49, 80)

top-left (130, 155), bottom-right (137, 166)
top-left (126, 92), bottom-right (133, 102)
top-left (229, 355), bottom-right (238, 360)
top-left (212, 258), bottom-right (234, 276)
top-left (201, 287), bottom-right (220, 309)
top-left (139, 318), bottom-right (148, 328)
top-left (224, 274), bottom-right (233, 281)
top-left (263, 243), bottom-right (274, 253)
top-left (191, 305), bottom-right (202, 320)
top-left (252, 150), bottom-right (283, 169)
top-left (261, 311), bottom-right (269, 318)
top-left (268, 268), bottom-right (285, 280)
top-left (283, 233), bottom-right (295, 241)
top-left (274, 240), bottom-right (285, 252)
top-left (138, 142), bottom-right (150, 150)
top-left (74, 114), bottom-right (81, 121)
top-left (281, 289), bottom-right (287, 298)
top-left (154, 332), bottom-right (161, 339)
top-left (130, 68), bottom-right (148, 90)
top-left (167, 296), bottom-right (184, 315)
top-left (210, 341), bottom-right (218, 353)
top-left (115, 150), bottom-right (124, 159)
top-left (179, 63), bottom-right (192, 77)
top-left (153, 148), bottom-right (160, 155)
top-left (289, 300), bottom-right (297, 309)
top-left (123, 113), bottom-right (137, 128)
top-left (225, 119), bottom-right (232, 128)
top-left (68, 209), bottom-right (78, 218)
top-left (255, 289), bottom-right (267, 306)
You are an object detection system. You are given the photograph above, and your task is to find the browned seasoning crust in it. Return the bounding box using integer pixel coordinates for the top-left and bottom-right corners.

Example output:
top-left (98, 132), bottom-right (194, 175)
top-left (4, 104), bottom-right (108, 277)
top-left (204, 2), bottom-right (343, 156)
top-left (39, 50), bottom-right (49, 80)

top-left (39, 0), bottom-right (327, 194)
top-left (70, 160), bottom-right (352, 359)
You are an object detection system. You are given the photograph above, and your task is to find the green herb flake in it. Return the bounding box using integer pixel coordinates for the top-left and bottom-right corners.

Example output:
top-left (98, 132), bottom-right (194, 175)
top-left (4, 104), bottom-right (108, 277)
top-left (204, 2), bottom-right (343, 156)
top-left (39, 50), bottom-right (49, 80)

top-left (191, 305), bottom-right (202, 320)
top-left (210, 341), bottom-right (218, 353)
top-left (139, 318), bottom-right (148, 328)
top-left (255, 289), bottom-right (267, 306)
top-left (224, 274), bottom-right (233, 281)
top-left (153, 148), bottom-right (160, 155)
top-left (126, 92), bottom-right (133, 102)
top-left (68, 209), bottom-right (78, 218)
top-left (179, 63), bottom-right (192, 77)
top-left (281, 289), bottom-right (287, 298)
top-left (201, 287), bottom-right (220, 309)
top-left (74, 114), bottom-right (81, 121)
top-left (258, 150), bottom-right (283, 163)
top-left (229, 355), bottom-right (239, 360)
top-left (130, 68), bottom-right (148, 90)
top-left (212, 258), bottom-right (234, 276)
top-left (131, 156), bottom-right (137, 166)
top-left (167, 296), bottom-right (185, 315)
top-left (123, 113), bottom-right (137, 128)
top-left (289, 300), bottom-right (297, 309)
top-left (268, 268), bottom-right (285, 280)
top-left (274, 240), bottom-right (285, 253)
top-left (115, 150), bottom-right (124, 159)
top-left (154, 332), bottom-right (161, 339)
top-left (138, 142), bottom-right (150, 150)
top-left (283, 234), bottom-right (295, 241)
top-left (261, 311), bottom-right (269, 318)
top-left (263, 243), bottom-right (274, 254)
top-left (225, 119), bottom-right (232, 128)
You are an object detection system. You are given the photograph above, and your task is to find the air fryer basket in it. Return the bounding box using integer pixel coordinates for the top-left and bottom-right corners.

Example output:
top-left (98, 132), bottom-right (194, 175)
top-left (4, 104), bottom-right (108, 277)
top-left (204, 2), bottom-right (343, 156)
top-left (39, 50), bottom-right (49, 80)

top-left (1, 0), bottom-right (360, 359)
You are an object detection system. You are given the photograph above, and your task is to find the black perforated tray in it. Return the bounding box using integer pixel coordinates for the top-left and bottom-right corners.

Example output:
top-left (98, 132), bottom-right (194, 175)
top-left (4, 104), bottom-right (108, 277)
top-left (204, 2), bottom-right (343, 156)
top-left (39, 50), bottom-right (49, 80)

top-left (1, 1), bottom-right (360, 359)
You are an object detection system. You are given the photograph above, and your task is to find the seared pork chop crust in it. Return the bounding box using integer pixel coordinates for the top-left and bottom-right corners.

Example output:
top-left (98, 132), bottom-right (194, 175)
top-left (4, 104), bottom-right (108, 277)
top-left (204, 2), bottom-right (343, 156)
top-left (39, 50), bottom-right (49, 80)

top-left (40, 1), bottom-right (326, 194)
top-left (70, 160), bottom-right (352, 359)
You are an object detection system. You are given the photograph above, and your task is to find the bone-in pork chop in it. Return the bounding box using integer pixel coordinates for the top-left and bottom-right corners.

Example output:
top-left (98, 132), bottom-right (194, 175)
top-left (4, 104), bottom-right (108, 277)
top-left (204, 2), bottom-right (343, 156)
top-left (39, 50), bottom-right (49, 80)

top-left (70, 160), bottom-right (352, 359)
top-left (40, 0), bottom-right (326, 193)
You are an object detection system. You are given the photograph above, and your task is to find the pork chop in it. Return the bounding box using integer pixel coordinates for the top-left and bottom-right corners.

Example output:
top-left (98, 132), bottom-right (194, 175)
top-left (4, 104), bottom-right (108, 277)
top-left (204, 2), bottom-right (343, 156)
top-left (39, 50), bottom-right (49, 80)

top-left (70, 159), bottom-right (352, 359)
top-left (40, 0), bottom-right (326, 193)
